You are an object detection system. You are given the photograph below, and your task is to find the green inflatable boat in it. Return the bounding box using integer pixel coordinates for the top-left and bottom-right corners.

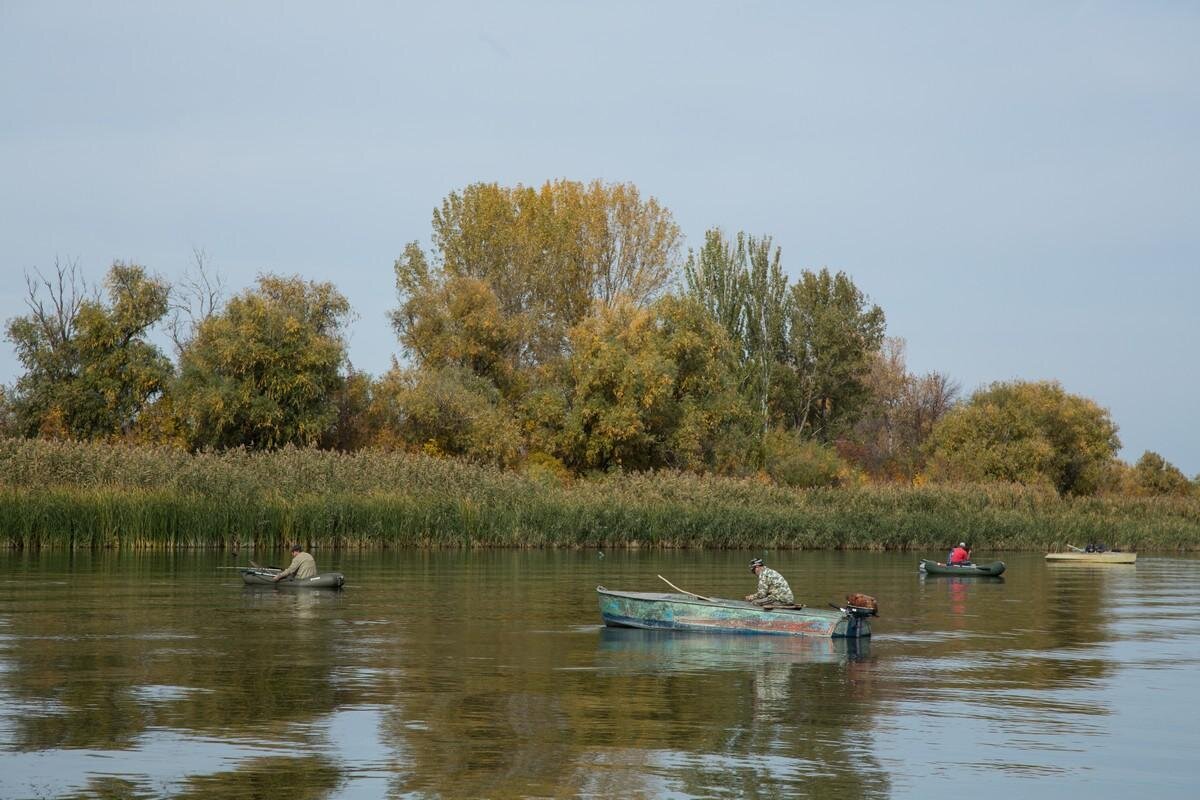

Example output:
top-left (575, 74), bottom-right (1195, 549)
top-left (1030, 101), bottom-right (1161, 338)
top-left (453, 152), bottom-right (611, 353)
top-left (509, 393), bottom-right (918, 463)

top-left (919, 559), bottom-right (1006, 577)
top-left (240, 568), bottom-right (345, 589)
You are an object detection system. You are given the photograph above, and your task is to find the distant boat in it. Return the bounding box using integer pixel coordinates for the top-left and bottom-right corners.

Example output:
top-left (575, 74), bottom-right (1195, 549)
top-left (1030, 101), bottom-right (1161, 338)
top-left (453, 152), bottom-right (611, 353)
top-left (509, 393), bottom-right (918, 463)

top-left (596, 587), bottom-right (873, 638)
top-left (240, 568), bottom-right (345, 589)
top-left (1045, 550), bottom-right (1136, 564)
top-left (919, 559), bottom-right (1007, 576)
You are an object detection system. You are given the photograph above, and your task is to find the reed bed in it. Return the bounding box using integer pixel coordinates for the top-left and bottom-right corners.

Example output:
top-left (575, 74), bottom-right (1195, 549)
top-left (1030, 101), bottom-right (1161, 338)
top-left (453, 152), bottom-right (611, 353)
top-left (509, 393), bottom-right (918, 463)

top-left (2, 438), bottom-right (1198, 550)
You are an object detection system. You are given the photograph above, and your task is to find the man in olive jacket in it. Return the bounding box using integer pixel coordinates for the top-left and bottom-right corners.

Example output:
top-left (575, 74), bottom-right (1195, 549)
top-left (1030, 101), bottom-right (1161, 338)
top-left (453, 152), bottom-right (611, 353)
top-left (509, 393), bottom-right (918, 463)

top-left (274, 543), bottom-right (317, 582)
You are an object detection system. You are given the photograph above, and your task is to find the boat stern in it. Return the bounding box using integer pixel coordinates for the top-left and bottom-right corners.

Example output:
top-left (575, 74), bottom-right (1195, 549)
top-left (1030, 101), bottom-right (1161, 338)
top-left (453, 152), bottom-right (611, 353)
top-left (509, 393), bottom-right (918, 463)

top-left (834, 606), bottom-right (874, 638)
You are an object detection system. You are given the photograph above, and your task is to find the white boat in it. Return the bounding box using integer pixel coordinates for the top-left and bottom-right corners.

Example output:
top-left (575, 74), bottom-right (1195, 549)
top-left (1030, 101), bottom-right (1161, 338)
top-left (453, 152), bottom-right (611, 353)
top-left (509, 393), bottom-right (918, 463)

top-left (1045, 550), bottom-right (1136, 564)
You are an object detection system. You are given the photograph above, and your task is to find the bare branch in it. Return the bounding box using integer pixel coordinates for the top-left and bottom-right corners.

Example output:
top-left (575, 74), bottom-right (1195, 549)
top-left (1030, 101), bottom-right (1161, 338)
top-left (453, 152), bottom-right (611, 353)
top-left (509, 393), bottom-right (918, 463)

top-left (168, 247), bottom-right (226, 352)
top-left (24, 257), bottom-right (87, 350)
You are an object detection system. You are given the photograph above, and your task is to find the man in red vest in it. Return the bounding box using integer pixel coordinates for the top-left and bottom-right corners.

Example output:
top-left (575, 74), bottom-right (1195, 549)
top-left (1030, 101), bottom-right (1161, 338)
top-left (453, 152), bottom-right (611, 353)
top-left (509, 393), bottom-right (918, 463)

top-left (949, 542), bottom-right (971, 565)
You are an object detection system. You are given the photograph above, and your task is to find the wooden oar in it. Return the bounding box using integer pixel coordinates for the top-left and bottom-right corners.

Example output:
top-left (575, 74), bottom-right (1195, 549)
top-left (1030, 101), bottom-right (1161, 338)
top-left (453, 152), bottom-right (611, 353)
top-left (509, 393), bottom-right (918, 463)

top-left (1067, 544), bottom-right (1085, 552)
top-left (657, 574), bottom-right (715, 602)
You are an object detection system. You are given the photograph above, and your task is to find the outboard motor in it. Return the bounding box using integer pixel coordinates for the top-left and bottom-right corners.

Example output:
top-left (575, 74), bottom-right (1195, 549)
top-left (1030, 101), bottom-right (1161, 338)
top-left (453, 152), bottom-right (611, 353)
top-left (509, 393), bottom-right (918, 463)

top-left (831, 593), bottom-right (878, 638)
top-left (845, 593), bottom-right (878, 617)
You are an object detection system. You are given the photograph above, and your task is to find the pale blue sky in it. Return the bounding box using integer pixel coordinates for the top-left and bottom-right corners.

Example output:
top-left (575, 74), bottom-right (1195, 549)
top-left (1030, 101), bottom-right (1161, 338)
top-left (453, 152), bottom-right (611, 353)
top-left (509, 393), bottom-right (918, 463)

top-left (2, 2), bottom-right (1197, 473)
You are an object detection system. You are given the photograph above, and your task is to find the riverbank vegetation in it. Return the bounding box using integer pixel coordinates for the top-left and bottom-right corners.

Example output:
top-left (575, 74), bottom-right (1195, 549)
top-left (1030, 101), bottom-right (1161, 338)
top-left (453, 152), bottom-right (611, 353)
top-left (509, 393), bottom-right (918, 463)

top-left (3, 179), bottom-right (1198, 549)
top-left (1, 438), bottom-right (1197, 550)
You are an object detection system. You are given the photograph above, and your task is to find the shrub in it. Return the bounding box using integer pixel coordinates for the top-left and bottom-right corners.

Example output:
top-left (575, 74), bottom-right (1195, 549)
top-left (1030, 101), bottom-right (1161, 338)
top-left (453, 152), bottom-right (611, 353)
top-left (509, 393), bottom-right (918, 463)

top-left (762, 429), bottom-right (843, 488)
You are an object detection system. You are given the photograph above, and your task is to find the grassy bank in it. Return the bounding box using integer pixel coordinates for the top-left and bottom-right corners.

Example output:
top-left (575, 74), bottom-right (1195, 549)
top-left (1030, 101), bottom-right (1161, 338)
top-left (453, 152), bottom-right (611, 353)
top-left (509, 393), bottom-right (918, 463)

top-left (2, 438), bottom-right (1198, 550)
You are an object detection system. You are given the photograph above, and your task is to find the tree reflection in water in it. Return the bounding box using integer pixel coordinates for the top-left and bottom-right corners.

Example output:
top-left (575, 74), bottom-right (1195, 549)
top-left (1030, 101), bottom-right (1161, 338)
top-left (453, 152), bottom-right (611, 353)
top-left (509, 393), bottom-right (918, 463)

top-left (574, 629), bottom-right (890, 799)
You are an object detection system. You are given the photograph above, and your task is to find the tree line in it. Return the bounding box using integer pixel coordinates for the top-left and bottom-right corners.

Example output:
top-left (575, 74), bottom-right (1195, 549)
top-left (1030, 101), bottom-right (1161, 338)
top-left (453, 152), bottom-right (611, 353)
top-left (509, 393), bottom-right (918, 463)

top-left (2, 179), bottom-right (1195, 499)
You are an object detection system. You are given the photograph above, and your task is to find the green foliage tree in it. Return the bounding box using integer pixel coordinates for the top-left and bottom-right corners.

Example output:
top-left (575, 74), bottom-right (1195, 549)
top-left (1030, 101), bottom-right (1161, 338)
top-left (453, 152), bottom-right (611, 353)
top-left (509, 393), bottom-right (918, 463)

top-left (548, 295), bottom-right (751, 473)
top-left (776, 268), bottom-right (886, 442)
top-left (395, 179), bottom-right (681, 377)
top-left (685, 233), bottom-right (885, 446)
top-left (743, 237), bottom-right (791, 435)
top-left (684, 229), bottom-right (790, 436)
top-left (1131, 451), bottom-right (1191, 496)
top-left (171, 275), bottom-right (351, 450)
top-left (926, 380), bottom-right (1120, 495)
top-left (5, 260), bottom-right (171, 439)
top-left (683, 229), bottom-right (748, 347)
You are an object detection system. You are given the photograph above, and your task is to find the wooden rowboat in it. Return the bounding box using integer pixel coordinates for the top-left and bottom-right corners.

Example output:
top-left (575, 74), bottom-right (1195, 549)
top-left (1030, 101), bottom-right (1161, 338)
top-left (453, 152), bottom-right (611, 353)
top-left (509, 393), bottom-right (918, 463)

top-left (596, 587), bottom-right (873, 638)
top-left (240, 568), bottom-right (345, 588)
top-left (919, 559), bottom-right (1006, 576)
top-left (1045, 551), bottom-right (1136, 564)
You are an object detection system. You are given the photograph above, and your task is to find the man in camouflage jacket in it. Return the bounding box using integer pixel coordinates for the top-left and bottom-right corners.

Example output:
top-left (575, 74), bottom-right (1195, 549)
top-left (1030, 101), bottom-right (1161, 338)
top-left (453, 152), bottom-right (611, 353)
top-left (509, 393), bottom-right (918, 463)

top-left (745, 558), bottom-right (794, 606)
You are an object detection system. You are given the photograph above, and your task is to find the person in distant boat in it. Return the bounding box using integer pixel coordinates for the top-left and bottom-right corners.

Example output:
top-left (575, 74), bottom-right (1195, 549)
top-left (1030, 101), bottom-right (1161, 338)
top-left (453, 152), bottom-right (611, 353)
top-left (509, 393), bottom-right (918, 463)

top-left (745, 558), bottom-right (794, 606)
top-left (274, 543), bottom-right (317, 582)
top-left (948, 542), bottom-right (971, 565)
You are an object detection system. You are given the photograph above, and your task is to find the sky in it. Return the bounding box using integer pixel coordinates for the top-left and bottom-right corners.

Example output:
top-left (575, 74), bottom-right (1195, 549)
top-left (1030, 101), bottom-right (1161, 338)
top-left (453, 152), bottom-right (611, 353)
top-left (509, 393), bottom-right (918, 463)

top-left (1, 2), bottom-right (1197, 473)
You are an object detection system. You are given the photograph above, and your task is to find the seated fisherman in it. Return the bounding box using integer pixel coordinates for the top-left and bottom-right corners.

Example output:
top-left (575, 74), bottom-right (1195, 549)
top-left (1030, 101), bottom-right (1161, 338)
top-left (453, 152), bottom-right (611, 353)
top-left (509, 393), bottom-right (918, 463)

top-left (274, 543), bottom-right (317, 582)
top-left (948, 542), bottom-right (971, 565)
top-left (745, 558), bottom-right (794, 606)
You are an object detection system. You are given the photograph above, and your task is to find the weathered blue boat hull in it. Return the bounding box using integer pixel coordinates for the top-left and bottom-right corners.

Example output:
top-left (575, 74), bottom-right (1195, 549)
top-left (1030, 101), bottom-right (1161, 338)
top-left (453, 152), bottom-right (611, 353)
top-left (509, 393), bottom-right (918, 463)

top-left (597, 587), bottom-right (871, 638)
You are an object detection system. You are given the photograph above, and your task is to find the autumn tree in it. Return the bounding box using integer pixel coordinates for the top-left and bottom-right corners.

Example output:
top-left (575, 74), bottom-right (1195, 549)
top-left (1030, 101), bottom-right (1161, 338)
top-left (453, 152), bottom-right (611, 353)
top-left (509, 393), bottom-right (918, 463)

top-left (545, 295), bottom-right (750, 473)
top-left (171, 275), bottom-right (351, 450)
top-left (370, 365), bottom-right (522, 467)
top-left (394, 179), bottom-right (682, 379)
top-left (320, 368), bottom-right (376, 452)
top-left (850, 337), bottom-right (959, 479)
top-left (925, 380), bottom-right (1120, 495)
top-left (1131, 451), bottom-right (1191, 496)
top-left (391, 243), bottom-right (522, 394)
top-left (762, 428), bottom-right (846, 488)
top-left (5, 259), bottom-right (171, 439)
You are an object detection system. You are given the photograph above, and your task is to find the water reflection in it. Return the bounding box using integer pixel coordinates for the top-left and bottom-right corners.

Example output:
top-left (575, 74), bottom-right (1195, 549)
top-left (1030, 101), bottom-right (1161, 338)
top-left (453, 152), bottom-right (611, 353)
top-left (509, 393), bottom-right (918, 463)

top-left (596, 626), bottom-right (870, 672)
top-left (588, 627), bottom-right (888, 799)
top-left (1, 551), bottom-right (1199, 798)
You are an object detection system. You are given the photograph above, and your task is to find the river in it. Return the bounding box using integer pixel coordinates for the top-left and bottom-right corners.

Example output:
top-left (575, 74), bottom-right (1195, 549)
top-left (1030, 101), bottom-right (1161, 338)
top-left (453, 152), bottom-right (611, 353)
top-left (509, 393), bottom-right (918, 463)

top-left (1, 549), bottom-right (1197, 799)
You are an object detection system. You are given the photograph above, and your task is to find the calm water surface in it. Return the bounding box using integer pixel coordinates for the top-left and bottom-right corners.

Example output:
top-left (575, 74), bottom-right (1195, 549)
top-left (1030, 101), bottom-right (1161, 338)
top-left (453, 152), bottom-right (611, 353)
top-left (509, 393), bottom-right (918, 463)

top-left (1, 549), bottom-right (1197, 799)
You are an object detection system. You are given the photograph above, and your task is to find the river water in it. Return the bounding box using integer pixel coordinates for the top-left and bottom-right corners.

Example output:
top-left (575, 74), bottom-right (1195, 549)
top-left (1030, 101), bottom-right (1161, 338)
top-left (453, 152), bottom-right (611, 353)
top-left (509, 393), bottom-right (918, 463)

top-left (0, 549), bottom-right (1197, 799)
